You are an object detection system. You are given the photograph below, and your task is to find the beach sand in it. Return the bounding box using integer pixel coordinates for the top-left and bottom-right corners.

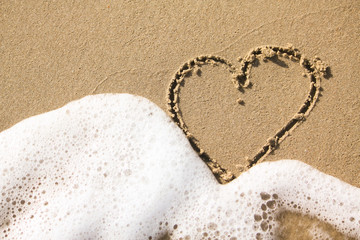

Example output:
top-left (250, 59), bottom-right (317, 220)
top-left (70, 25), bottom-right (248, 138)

top-left (1, 0), bottom-right (359, 238)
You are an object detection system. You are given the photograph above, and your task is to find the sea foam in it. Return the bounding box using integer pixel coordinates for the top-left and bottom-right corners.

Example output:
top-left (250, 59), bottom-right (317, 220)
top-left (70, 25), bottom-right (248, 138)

top-left (0, 94), bottom-right (359, 239)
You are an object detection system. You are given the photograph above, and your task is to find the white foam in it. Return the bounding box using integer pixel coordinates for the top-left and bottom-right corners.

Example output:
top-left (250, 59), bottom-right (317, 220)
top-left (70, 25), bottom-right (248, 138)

top-left (0, 94), bottom-right (359, 239)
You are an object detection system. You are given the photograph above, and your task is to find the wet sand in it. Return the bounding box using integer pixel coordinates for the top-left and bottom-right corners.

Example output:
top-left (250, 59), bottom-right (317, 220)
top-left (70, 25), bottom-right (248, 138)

top-left (1, 1), bottom-right (359, 237)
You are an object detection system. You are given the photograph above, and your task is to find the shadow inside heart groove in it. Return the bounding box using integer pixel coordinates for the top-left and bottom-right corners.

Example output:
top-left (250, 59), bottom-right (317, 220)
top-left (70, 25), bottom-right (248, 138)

top-left (167, 45), bottom-right (329, 184)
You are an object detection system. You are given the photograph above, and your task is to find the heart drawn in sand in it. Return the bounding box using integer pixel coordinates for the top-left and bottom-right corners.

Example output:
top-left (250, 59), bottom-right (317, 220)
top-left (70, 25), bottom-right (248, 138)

top-left (167, 45), bottom-right (329, 184)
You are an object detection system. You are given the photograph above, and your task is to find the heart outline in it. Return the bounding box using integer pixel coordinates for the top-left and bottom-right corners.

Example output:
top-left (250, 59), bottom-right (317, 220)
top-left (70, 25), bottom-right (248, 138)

top-left (167, 45), bottom-right (328, 184)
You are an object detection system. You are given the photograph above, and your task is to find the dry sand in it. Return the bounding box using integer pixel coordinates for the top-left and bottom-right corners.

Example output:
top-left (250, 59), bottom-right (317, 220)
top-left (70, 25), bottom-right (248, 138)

top-left (1, 0), bottom-right (359, 238)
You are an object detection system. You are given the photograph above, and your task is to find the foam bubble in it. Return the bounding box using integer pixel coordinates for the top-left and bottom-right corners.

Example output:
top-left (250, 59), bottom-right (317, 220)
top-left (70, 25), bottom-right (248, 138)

top-left (0, 94), bottom-right (359, 239)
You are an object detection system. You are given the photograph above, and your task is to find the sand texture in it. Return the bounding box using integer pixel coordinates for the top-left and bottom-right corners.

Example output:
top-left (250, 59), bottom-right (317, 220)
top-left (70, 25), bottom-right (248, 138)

top-left (1, 0), bottom-right (359, 192)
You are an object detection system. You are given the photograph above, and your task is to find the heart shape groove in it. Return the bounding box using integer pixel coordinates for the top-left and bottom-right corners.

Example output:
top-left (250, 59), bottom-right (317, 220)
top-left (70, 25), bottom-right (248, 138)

top-left (167, 45), bottom-right (329, 184)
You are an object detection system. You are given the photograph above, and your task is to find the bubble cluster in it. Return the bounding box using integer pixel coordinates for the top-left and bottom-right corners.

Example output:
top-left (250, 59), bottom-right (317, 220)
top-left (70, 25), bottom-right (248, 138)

top-left (0, 94), bottom-right (359, 239)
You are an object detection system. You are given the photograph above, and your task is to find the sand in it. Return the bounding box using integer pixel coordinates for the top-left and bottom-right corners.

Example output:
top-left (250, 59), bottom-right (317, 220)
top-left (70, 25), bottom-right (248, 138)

top-left (0, 0), bottom-right (359, 237)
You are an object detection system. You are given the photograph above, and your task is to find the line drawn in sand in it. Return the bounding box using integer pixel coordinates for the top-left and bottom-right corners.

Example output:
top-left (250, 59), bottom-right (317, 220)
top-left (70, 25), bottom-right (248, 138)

top-left (167, 44), bottom-right (330, 184)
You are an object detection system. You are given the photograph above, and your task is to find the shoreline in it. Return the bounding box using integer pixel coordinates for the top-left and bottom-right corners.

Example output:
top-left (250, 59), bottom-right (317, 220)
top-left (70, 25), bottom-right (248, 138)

top-left (1, 2), bottom-right (359, 189)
